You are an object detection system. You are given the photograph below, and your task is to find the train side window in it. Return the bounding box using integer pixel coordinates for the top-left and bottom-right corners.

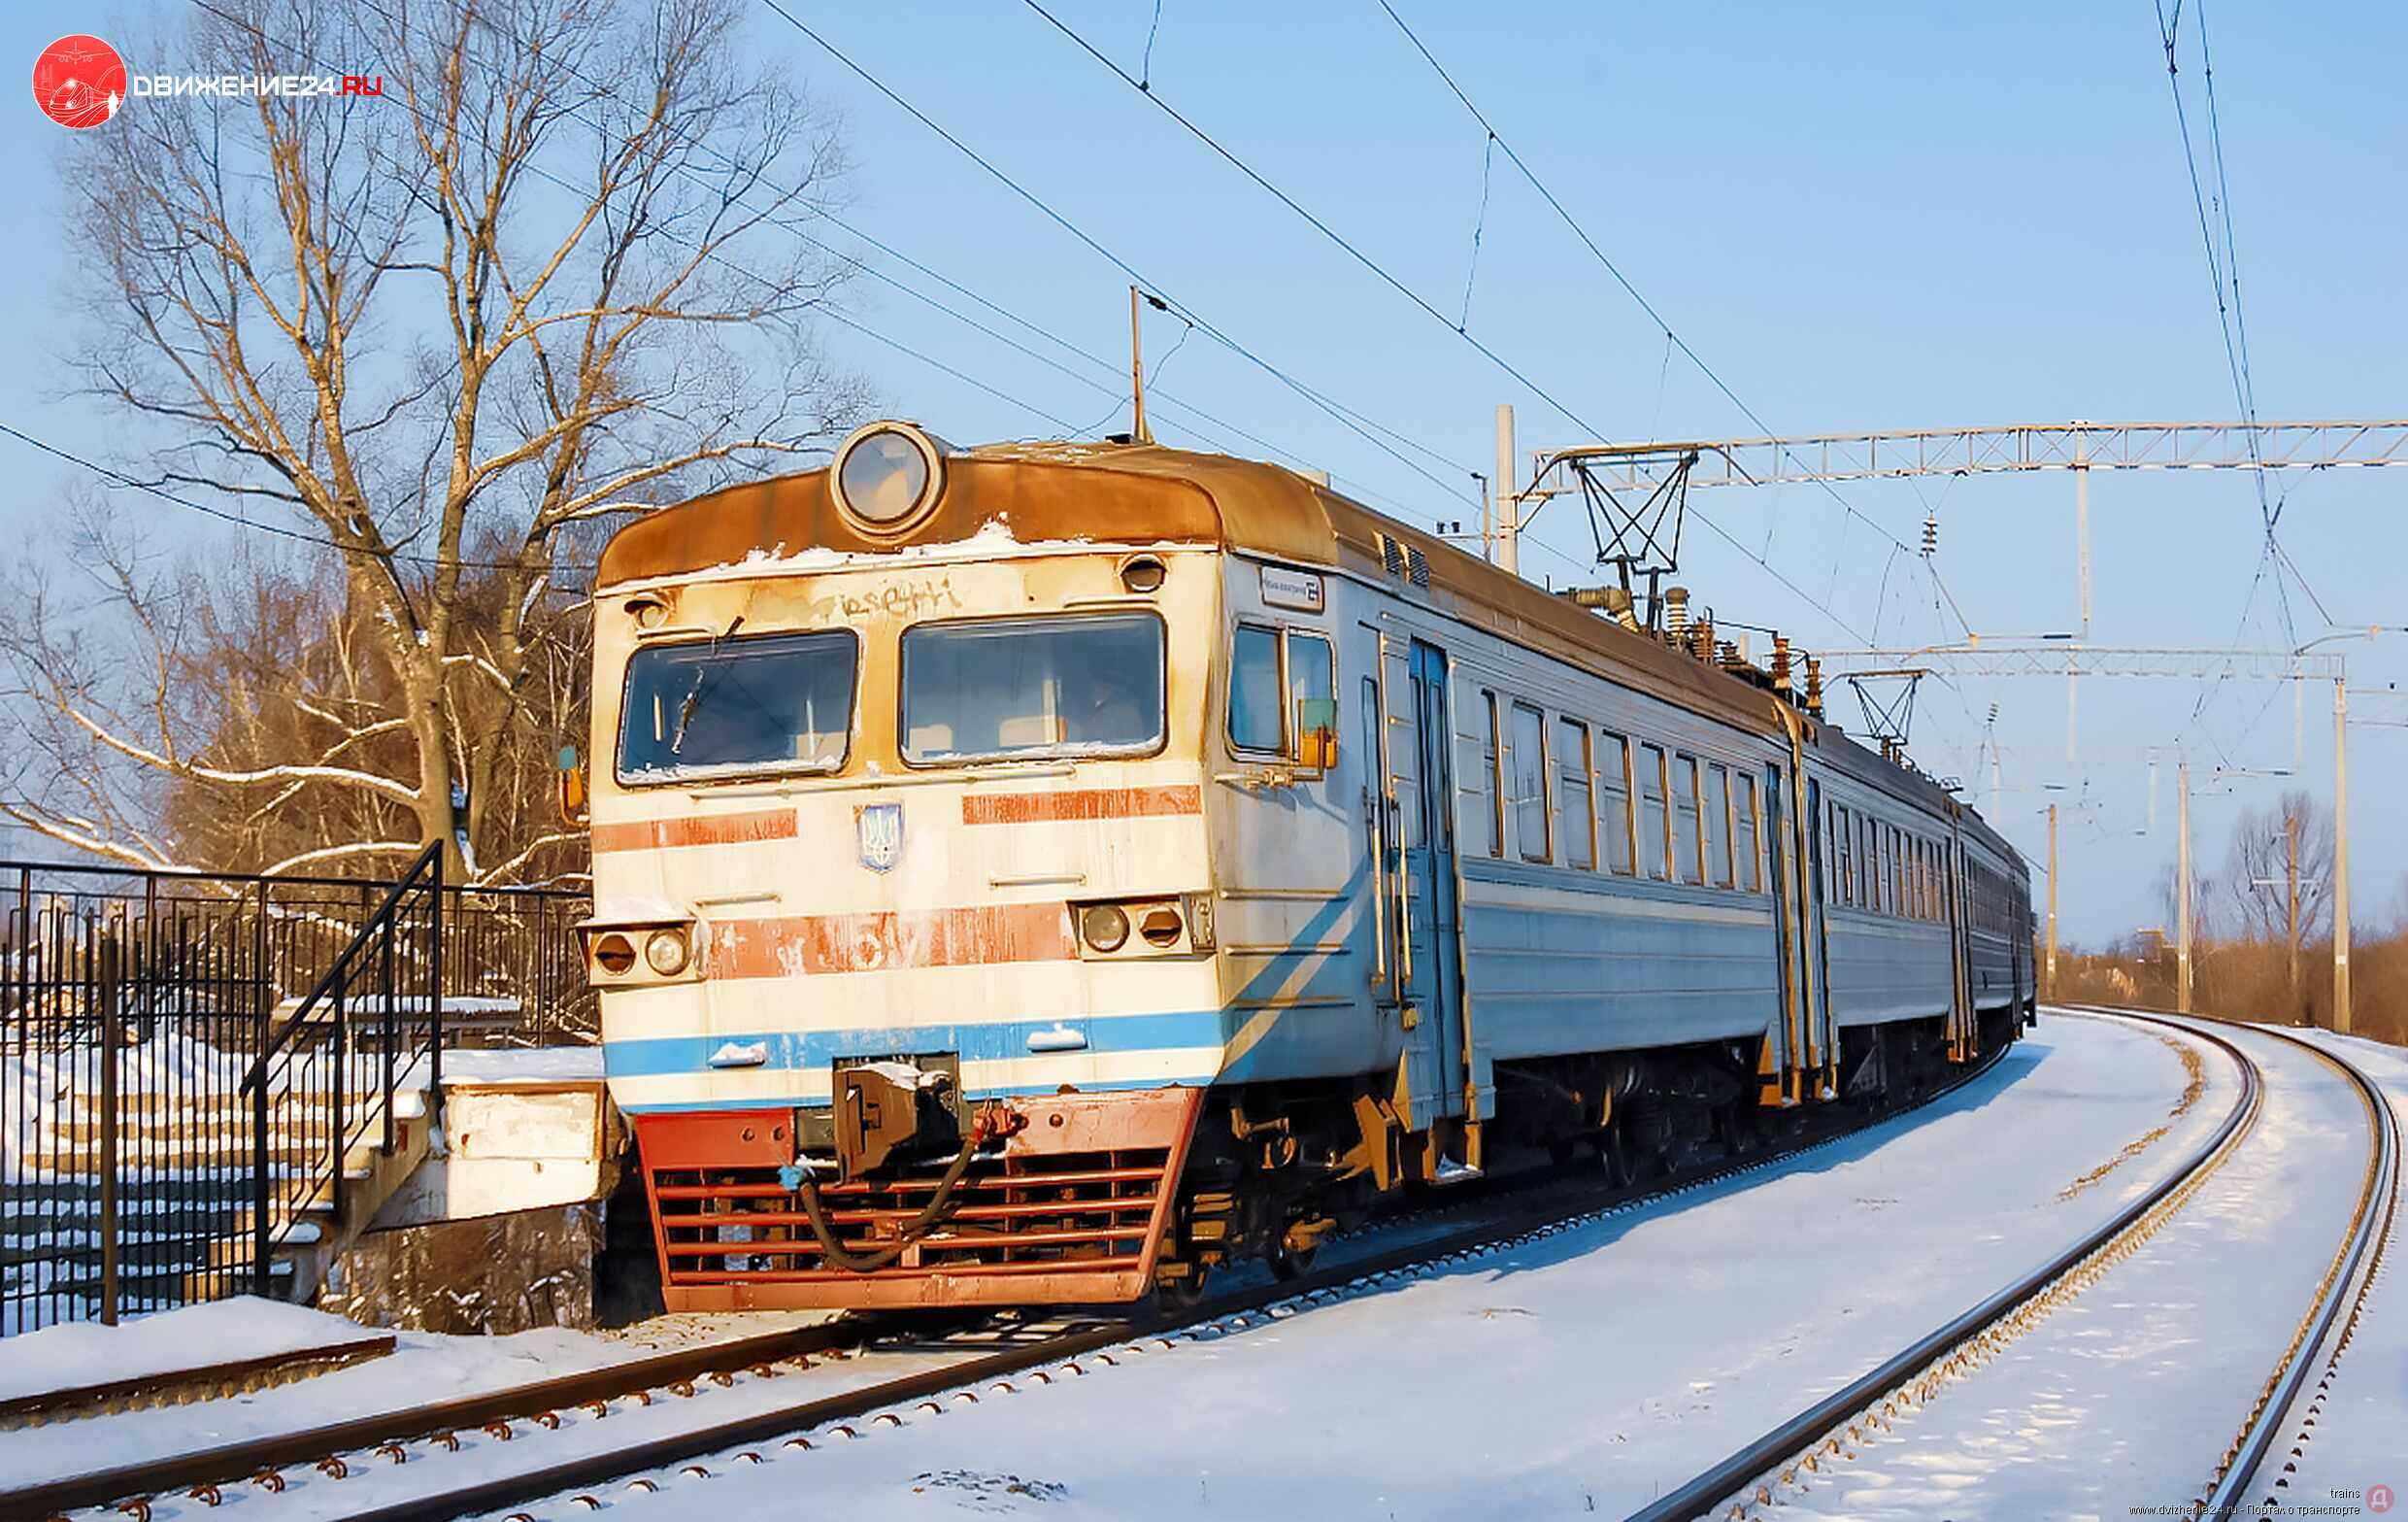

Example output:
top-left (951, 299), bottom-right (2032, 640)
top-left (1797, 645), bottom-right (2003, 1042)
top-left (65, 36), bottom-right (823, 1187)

top-left (1858, 815), bottom-right (1876, 910)
top-left (1481, 692), bottom-right (1505, 858)
top-left (1288, 633), bottom-right (1334, 761)
top-left (1510, 701), bottom-right (1550, 862)
top-left (1671, 753), bottom-right (1703, 885)
top-left (1555, 719), bottom-right (1594, 870)
top-left (1638, 743), bottom-right (1670, 879)
top-left (1229, 625), bottom-right (1285, 753)
top-left (1705, 763), bottom-right (1733, 887)
top-left (1733, 772), bottom-right (1760, 891)
top-left (1834, 805), bottom-right (1854, 906)
top-left (1598, 730), bottom-right (1635, 876)
top-left (1889, 826), bottom-right (1904, 917)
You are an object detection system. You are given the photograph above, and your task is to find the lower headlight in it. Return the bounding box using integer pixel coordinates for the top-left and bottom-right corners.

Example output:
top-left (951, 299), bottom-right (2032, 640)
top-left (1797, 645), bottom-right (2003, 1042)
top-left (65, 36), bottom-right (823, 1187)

top-left (1138, 906), bottom-right (1183, 948)
top-left (1079, 904), bottom-right (1130, 953)
top-left (644, 928), bottom-right (690, 976)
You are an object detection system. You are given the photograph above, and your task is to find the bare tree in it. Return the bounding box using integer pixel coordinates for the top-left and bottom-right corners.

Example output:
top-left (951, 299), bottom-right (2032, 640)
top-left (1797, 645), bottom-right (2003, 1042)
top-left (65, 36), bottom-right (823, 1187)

top-left (2206, 791), bottom-right (2336, 951)
top-left (2, 0), bottom-right (863, 880)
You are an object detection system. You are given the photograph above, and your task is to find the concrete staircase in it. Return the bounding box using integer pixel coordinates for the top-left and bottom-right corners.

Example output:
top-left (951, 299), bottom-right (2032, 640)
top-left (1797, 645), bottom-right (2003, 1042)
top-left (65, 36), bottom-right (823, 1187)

top-left (1, 1081), bottom-right (434, 1320)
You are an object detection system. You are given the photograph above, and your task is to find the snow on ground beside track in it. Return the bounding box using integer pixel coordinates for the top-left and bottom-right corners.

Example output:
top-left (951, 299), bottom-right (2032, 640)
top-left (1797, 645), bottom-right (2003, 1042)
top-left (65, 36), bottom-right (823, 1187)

top-left (1763, 1018), bottom-right (2371, 1522)
top-left (0, 1303), bottom-right (838, 1491)
top-left (472, 1013), bottom-right (2235, 1522)
top-left (0, 1298), bottom-right (381, 1406)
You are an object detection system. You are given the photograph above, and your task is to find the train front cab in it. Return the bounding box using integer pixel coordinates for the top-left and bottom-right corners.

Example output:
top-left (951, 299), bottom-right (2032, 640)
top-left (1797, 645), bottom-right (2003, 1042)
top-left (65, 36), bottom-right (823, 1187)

top-left (584, 435), bottom-right (1278, 1309)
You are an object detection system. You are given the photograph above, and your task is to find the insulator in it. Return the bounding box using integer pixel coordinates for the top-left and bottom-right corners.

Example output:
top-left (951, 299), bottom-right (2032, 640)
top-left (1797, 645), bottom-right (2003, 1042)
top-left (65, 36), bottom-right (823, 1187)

top-left (1921, 515), bottom-right (1938, 557)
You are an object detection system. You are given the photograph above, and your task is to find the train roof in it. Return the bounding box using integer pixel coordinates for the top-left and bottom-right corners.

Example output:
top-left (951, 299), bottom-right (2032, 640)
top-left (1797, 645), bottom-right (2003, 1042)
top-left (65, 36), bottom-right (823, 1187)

top-left (599, 437), bottom-right (2027, 875)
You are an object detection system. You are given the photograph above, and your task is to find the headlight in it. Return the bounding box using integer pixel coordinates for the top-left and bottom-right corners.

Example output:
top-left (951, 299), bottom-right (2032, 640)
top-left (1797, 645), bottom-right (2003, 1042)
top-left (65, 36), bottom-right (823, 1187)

top-left (592, 932), bottom-right (637, 975)
top-left (1138, 906), bottom-right (1183, 948)
top-left (830, 421), bottom-right (949, 530)
top-left (644, 928), bottom-right (690, 976)
top-left (1079, 904), bottom-right (1130, 953)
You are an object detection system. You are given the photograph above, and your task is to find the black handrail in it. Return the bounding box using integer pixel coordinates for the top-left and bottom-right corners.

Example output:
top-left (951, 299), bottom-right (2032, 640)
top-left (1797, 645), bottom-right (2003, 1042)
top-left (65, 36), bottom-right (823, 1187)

top-left (242, 843), bottom-right (445, 1299)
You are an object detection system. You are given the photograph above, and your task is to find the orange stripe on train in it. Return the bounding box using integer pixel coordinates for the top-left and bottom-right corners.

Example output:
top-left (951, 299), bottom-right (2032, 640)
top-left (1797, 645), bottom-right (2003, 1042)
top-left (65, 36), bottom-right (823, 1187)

top-left (591, 807), bottom-right (798, 853)
top-left (960, 786), bottom-right (1202, 825)
top-left (707, 902), bottom-right (1076, 978)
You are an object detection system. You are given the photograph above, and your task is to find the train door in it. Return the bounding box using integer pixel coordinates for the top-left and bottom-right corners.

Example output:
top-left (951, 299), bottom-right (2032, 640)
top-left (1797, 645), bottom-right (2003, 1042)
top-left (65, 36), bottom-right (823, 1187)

top-left (1944, 828), bottom-right (1975, 1060)
top-left (1393, 639), bottom-right (1467, 1125)
top-left (1802, 778), bottom-right (1833, 1089)
top-left (1762, 762), bottom-right (1798, 1101)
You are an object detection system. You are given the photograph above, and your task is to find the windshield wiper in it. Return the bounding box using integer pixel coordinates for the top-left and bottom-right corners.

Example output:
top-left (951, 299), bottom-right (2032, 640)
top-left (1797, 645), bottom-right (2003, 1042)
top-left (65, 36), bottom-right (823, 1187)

top-left (668, 615), bottom-right (745, 757)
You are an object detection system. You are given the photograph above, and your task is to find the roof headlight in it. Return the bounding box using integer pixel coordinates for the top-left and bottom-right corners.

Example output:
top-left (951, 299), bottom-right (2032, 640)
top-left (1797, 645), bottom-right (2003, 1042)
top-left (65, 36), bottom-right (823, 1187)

top-left (831, 421), bottom-right (951, 531)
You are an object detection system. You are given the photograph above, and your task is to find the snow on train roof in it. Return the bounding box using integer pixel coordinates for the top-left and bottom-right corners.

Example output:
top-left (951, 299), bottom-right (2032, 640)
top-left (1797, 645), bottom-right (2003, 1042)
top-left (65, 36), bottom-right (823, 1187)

top-left (596, 439), bottom-right (2026, 874)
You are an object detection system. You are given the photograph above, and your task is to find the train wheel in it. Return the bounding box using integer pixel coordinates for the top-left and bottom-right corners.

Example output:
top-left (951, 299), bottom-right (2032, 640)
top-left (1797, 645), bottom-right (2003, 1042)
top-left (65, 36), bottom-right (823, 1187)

top-left (1155, 1264), bottom-right (1211, 1308)
top-left (1267, 1237), bottom-right (1320, 1281)
top-left (1597, 1124), bottom-right (1638, 1189)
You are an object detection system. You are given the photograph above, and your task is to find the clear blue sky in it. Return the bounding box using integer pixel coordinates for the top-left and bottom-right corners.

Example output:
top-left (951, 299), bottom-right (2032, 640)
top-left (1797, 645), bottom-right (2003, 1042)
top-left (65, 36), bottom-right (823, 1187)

top-left (2, 1), bottom-right (2401, 943)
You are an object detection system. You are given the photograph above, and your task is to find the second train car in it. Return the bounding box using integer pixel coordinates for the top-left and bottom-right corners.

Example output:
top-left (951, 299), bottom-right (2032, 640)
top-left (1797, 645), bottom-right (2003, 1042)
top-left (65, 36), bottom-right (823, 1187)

top-left (578, 421), bottom-right (2036, 1310)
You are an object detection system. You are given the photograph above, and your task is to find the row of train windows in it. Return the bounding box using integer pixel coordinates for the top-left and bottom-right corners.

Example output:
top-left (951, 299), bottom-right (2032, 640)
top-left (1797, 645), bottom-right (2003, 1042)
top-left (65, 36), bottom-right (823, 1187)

top-left (1967, 863), bottom-right (2022, 938)
top-left (1474, 692), bottom-right (1765, 892)
top-left (1822, 802), bottom-right (1949, 924)
top-left (1227, 628), bottom-right (2018, 926)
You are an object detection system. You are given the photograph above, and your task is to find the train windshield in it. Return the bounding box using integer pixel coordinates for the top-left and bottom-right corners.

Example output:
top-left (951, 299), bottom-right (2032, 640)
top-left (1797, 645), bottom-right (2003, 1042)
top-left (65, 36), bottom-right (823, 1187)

top-left (900, 612), bottom-right (1165, 763)
top-left (618, 627), bottom-right (857, 782)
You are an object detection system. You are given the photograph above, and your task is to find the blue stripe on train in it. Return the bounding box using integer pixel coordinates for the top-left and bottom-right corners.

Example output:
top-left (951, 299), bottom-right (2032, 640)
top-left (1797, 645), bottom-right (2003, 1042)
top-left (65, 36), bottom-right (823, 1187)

top-left (618, 1074), bottom-right (1200, 1114)
top-left (603, 1007), bottom-right (1229, 1081)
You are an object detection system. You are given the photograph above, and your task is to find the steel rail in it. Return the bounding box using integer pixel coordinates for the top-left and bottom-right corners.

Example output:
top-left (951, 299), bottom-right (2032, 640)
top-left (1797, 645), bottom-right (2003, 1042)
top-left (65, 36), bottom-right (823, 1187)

top-left (0, 1319), bottom-right (884, 1521)
top-left (1627, 1009), bottom-right (2264, 1522)
top-left (89, 1043), bottom-right (2024, 1522)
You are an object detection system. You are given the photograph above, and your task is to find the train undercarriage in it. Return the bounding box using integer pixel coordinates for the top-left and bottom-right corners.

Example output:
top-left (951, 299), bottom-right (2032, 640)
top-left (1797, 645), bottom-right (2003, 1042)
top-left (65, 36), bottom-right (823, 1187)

top-left (628, 1005), bottom-right (2031, 1312)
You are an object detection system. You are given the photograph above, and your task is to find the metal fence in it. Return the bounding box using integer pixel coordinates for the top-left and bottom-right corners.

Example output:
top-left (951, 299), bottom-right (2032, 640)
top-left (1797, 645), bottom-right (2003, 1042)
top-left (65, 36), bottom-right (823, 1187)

top-left (1, 856), bottom-right (589, 1336)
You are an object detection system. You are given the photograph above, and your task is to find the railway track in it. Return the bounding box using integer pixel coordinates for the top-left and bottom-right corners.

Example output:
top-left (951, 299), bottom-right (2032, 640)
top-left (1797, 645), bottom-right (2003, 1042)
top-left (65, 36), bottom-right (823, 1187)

top-left (1629, 1006), bottom-right (2399, 1522)
top-left (10, 1040), bottom-right (2025, 1522)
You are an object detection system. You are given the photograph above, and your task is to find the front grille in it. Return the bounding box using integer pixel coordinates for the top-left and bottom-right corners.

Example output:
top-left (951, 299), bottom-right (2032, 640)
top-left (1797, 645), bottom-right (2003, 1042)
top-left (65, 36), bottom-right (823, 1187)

top-left (645, 1147), bottom-right (1187, 1295)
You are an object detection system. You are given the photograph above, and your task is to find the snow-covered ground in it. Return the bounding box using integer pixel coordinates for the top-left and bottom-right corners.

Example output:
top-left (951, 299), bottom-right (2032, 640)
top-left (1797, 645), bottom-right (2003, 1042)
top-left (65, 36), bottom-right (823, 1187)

top-left (1746, 1016), bottom-right (2372, 1520)
top-left (0, 1298), bottom-right (386, 1407)
top-left (21, 1013), bottom-right (2366, 1522)
top-left (514, 1012), bottom-right (2230, 1522)
top-left (0, 1301), bottom-right (848, 1491)
top-left (2245, 1025), bottom-right (2408, 1516)
top-left (0, 1010), bottom-right (2222, 1522)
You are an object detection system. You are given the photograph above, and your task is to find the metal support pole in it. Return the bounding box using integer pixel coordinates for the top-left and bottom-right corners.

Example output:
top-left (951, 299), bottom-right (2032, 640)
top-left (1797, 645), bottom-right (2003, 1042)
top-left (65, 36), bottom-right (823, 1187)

top-left (2045, 803), bottom-right (2057, 1000)
top-left (1127, 286), bottom-right (1151, 446)
top-left (97, 927), bottom-right (120, 1326)
top-left (2293, 676), bottom-right (2305, 774)
top-left (2074, 437), bottom-right (2091, 639)
top-left (2178, 759), bottom-right (2193, 1014)
top-left (2334, 678), bottom-right (2352, 1034)
top-left (2286, 809), bottom-right (2301, 1021)
top-left (2065, 652), bottom-right (2079, 764)
top-left (1494, 403), bottom-right (1519, 577)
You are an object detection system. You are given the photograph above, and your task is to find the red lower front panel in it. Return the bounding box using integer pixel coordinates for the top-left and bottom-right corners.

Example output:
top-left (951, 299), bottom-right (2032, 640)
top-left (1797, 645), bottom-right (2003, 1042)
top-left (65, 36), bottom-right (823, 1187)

top-left (633, 1088), bottom-right (1202, 1310)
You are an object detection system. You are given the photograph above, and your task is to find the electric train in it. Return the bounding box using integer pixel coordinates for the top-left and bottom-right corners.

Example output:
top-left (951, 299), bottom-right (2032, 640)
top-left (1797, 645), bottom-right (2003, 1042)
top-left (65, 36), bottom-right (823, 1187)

top-left (578, 421), bottom-right (2036, 1310)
